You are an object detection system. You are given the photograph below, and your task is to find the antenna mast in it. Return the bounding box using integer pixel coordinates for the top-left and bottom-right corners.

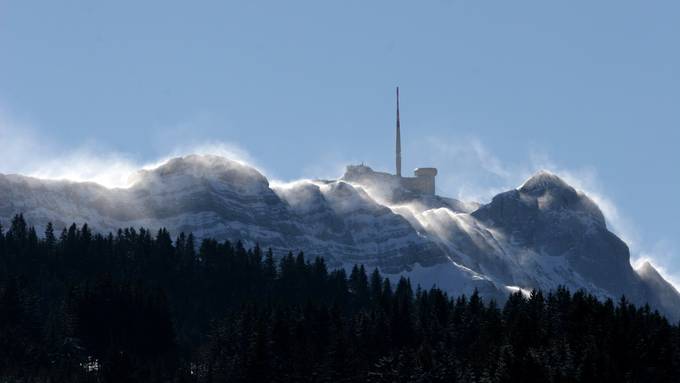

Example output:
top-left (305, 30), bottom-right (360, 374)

top-left (396, 87), bottom-right (402, 177)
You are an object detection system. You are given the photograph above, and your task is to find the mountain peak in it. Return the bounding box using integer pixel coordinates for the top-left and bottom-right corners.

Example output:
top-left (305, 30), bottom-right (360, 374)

top-left (153, 154), bottom-right (257, 174)
top-left (136, 154), bottom-right (259, 177)
top-left (132, 154), bottom-right (270, 195)
top-left (519, 170), bottom-right (572, 194)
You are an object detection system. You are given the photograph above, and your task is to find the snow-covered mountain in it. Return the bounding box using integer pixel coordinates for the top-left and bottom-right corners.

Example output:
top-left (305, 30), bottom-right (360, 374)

top-left (1, 154), bottom-right (678, 319)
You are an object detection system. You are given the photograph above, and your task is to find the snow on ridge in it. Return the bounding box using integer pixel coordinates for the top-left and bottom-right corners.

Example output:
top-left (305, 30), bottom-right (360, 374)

top-left (271, 170), bottom-right (654, 306)
top-left (2, 154), bottom-right (679, 319)
top-left (517, 169), bottom-right (559, 190)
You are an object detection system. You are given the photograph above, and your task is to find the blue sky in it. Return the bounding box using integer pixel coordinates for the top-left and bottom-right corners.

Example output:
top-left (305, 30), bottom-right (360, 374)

top-left (1, 1), bottom-right (679, 281)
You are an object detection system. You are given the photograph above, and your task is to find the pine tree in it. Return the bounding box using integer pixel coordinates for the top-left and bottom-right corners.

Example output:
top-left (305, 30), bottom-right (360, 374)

top-left (0, 217), bottom-right (679, 381)
top-left (349, 264), bottom-right (370, 309)
top-left (370, 268), bottom-right (383, 307)
top-left (44, 222), bottom-right (56, 251)
top-left (263, 248), bottom-right (277, 282)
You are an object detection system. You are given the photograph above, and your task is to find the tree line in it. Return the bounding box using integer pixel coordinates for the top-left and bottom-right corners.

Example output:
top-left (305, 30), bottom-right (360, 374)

top-left (1, 214), bottom-right (679, 382)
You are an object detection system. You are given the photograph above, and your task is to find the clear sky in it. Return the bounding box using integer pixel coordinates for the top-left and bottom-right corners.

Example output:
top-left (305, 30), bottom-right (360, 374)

top-left (1, 1), bottom-right (679, 281)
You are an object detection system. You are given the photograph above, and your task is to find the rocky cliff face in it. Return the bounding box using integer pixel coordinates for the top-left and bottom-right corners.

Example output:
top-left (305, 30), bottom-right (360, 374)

top-left (1, 155), bottom-right (678, 319)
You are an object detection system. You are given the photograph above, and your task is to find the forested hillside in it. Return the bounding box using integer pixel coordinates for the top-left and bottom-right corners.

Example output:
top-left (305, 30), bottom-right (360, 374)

top-left (1, 214), bottom-right (679, 382)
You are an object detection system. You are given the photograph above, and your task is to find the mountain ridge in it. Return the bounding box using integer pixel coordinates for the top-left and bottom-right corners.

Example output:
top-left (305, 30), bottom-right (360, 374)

top-left (1, 154), bottom-right (678, 319)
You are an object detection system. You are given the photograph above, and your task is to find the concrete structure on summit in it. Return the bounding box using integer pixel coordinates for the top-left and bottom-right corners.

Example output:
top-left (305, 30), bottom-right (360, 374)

top-left (343, 87), bottom-right (438, 195)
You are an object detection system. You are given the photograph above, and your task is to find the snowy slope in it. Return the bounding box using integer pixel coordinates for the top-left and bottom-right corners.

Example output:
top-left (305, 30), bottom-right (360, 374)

top-left (1, 154), bottom-right (678, 319)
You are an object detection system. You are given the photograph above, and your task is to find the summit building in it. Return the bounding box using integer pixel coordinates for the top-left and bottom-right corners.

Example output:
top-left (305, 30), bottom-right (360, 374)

top-left (343, 87), bottom-right (438, 195)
